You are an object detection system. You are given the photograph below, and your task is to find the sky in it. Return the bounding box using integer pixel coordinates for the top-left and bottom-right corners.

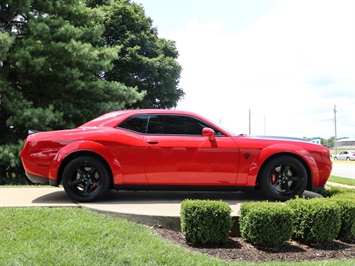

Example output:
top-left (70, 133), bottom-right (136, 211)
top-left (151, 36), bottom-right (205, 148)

top-left (135, 0), bottom-right (355, 139)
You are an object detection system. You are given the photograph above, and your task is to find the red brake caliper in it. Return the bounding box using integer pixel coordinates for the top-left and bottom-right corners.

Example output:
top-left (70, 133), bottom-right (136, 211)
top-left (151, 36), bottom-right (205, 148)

top-left (271, 173), bottom-right (276, 184)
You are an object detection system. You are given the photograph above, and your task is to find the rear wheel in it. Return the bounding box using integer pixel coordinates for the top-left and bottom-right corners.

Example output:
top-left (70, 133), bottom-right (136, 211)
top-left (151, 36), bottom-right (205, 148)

top-left (260, 156), bottom-right (308, 201)
top-left (62, 156), bottom-right (111, 202)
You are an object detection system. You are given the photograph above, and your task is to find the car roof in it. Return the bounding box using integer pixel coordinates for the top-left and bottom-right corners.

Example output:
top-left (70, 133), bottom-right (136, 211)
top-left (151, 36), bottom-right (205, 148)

top-left (80, 109), bottom-right (212, 128)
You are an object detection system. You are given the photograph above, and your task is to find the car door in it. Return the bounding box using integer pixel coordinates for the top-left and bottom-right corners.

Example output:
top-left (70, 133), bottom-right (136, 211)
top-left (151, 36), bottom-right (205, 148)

top-left (143, 114), bottom-right (239, 186)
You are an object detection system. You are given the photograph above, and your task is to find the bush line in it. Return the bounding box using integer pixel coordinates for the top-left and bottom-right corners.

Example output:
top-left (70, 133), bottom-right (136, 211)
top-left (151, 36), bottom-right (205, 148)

top-left (180, 186), bottom-right (355, 248)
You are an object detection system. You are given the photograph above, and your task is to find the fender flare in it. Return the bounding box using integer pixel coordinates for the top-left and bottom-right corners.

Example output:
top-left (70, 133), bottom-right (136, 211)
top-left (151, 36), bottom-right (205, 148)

top-left (48, 141), bottom-right (123, 185)
top-left (245, 143), bottom-right (319, 187)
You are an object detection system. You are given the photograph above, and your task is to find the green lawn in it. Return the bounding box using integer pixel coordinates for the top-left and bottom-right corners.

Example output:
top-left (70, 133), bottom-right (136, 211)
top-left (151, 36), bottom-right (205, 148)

top-left (0, 208), bottom-right (228, 266)
top-left (1, 166), bottom-right (355, 265)
top-left (328, 175), bottom-right (355, 186)
top-left (1, 207), bottom-right (355, 266)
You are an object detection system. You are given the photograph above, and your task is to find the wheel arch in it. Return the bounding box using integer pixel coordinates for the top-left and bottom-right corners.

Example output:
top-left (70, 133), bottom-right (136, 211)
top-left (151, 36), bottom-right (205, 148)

top-left (57, 151), bottom-right (114, 188)
top-left (49, 141), bottom-right (123, 186)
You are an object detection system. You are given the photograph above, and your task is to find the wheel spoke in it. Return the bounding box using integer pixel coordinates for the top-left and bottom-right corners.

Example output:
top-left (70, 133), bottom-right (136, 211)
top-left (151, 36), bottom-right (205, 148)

top-left (77, 166), bottom-right (86, 176)
top-left (72, 178), bottom-right (84, 186)
top-left (280, 181), bottom-right (291, 192)
top-left (270, 164), bottom-right (300, 193)
top-left (70, 165), bottom-right (100, 195)
top-left (83, 183), bottom-right (92, 194)
top-left (287, 176), bottom-right (299, 182)
top-left (281, 165), bottom-right (290, 175)
top-left (271, 180), bottom-right (281, 189)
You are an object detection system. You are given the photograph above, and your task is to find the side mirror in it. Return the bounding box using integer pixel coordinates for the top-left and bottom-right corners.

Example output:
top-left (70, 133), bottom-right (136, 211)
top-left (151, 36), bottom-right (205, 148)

top-left (202, 127), bottom-right (216, 142)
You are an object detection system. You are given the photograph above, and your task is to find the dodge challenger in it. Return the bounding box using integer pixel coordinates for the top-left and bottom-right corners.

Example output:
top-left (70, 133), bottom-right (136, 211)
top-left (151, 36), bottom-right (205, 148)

top-left (20, 109), bottom-right (332, 202)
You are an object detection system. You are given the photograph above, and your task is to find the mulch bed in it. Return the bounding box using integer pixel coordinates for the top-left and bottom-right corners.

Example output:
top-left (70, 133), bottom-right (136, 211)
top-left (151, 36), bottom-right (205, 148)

top-left (153, 227), bottom-right (355, 263)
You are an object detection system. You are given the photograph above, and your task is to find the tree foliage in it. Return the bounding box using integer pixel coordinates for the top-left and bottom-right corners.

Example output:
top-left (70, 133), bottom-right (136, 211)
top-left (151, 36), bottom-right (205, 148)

top-left (88, 0), bottom-right (184, 108)
top-left (0, 0), bottom-right (183, 183)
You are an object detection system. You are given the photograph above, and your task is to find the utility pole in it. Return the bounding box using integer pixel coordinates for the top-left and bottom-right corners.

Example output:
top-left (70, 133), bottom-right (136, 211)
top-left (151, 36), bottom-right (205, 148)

top-left (249, 109), bottom-right (251, 135)
top-left (334, 104), bottom-right (337, 154)
top-left (264, 115), bottom-right (266, 135)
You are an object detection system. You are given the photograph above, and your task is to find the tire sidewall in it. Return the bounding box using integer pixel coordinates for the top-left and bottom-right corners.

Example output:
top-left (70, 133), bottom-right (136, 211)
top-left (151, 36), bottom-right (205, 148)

top-left (260, 156), bottom-right (308, 201)
top-left (62, 156), bottom-right (111, 202)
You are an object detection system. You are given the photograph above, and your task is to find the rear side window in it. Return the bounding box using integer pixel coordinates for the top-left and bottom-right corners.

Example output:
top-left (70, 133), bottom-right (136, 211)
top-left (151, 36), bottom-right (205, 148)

top-left (117, 115), bottom-right (148, 133)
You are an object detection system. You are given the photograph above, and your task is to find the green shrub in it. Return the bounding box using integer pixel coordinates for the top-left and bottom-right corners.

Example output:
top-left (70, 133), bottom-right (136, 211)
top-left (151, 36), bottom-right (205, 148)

top-left (239, 202), bottom-right (294, 247)
top-left (287, 198), bottom-right (341, 244)
top-left (180, 199), bottom-right (233, 245)
top-left (333, 191), bottom-right (355, 200)
top-left (332, 198), bottom-right (355, 241)
top-left (319, 186), bottom-right (353, 198)
top-left (0, 141), bottom-right (29, 185)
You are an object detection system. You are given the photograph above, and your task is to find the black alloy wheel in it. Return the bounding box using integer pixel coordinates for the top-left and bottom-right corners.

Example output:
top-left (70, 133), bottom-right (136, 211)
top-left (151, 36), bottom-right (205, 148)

top-left (62, 156), bottom-right (111, 202)
top-left (260, 155), bottom-right (308, 201)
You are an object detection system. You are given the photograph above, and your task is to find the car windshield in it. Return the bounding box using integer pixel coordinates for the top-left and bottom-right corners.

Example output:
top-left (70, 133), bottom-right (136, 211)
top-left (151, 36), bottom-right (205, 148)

top-left (200, 115), bottom-right (238, 136)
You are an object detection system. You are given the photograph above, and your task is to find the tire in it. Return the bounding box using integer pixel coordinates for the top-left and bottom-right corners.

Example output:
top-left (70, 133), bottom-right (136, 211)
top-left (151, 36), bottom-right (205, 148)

top-left (334, 157), bottom-right (338, 160)
top-left (62, 156), bottom-right (111, 202)
top-left (259, 156), bottom-right (308, 201)
top-left (346, 157), bottom-right (350, 161)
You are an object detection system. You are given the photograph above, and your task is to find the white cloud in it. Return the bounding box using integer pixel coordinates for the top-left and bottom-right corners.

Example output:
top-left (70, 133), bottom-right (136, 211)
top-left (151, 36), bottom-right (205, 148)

top-left (163, 0), bottom-right (355, 138)
top-left (137, 0), bottom-right (354, 138)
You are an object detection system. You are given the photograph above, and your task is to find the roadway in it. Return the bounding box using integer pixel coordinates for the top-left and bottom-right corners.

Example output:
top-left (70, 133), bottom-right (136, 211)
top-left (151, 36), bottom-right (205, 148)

top-left (331, 161), bottom-right (355, 179)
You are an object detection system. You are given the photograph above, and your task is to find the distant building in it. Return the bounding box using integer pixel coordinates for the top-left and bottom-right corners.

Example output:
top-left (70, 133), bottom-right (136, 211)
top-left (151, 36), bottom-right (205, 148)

top-left (336, 139), bottom-right (355, 149)
top-left (310, 138), bottom-right (321, 145)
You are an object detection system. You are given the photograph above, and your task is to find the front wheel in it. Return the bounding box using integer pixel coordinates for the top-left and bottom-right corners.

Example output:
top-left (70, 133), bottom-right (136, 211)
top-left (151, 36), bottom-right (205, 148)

top-left (259, 156), bottom-right (308, 201)
top-left (62, 156), bottom-right (111, 202)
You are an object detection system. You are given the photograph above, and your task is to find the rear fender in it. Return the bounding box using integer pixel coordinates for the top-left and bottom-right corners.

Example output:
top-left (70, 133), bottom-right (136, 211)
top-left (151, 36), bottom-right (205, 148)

top-left (48, 141), bottom-right (122, 185)
top-left (245, 143), bottom-right (318, 187)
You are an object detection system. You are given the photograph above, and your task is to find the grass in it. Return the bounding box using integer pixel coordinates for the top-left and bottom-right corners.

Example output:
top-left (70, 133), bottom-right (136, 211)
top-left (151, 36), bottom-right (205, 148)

top-left (0, 207), bottom-right (355, 266)
top-left (0, 207), bottom-right (229, 266)
top-left (328, 175), bottom-right (355, 186)
top-left (1, 167), bottom-right (355, 265)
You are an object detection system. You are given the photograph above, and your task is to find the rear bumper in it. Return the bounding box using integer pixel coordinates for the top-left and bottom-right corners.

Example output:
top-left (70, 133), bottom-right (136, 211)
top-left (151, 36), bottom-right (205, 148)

top-left (25, 172), bottom-right (58, 186)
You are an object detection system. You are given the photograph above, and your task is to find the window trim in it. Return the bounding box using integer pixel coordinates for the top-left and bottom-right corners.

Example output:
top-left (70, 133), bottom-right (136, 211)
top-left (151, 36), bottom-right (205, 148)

top-left (116, 114), bottom-right (226, 137)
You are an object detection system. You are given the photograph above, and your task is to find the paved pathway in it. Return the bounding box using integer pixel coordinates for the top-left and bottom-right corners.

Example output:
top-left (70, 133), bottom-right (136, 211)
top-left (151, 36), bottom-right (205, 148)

top-left (0, 186), bottom-right (323, 234)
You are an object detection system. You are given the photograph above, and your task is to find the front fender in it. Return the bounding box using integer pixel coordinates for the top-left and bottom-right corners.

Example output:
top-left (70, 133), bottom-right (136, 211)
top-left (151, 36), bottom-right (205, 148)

top-left (244, 143), bottom-right (318, 187)
top-left (48, 141), bottom-right (122, 185)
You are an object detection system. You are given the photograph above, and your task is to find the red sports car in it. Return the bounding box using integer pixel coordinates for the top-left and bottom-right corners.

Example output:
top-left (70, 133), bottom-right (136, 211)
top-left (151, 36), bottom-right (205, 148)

top-left (20, 109), bottom-right (332, 202)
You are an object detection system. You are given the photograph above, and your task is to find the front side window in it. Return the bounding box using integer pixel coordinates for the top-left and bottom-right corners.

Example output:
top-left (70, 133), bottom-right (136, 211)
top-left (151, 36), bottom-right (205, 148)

top-left (147, 115), bottom-right (225, 136)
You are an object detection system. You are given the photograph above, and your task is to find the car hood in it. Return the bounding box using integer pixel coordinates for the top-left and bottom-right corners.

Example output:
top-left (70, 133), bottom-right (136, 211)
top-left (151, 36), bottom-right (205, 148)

top-left (231, 134), bottom-right (326, 151)
top-left (248, 135), bottom-right (308, 142)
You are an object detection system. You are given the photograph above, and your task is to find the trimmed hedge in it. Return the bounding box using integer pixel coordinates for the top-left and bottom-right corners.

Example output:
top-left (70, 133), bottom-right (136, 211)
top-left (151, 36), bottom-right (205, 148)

top-left (239, 202), bottom-right (294, 247)
top-left (180, 199), bottom-right (233, 245)
top-left (318, 186), bottom-right (353, 198)
top-left (286, 198), bottom-right (341, 244)
top-left (332, 198), bottom-right (355, 241)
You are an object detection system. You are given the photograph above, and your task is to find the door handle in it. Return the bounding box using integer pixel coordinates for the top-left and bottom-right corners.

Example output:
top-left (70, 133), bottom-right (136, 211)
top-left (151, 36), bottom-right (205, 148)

top-left (147, 140), bottom-right (159, 144)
